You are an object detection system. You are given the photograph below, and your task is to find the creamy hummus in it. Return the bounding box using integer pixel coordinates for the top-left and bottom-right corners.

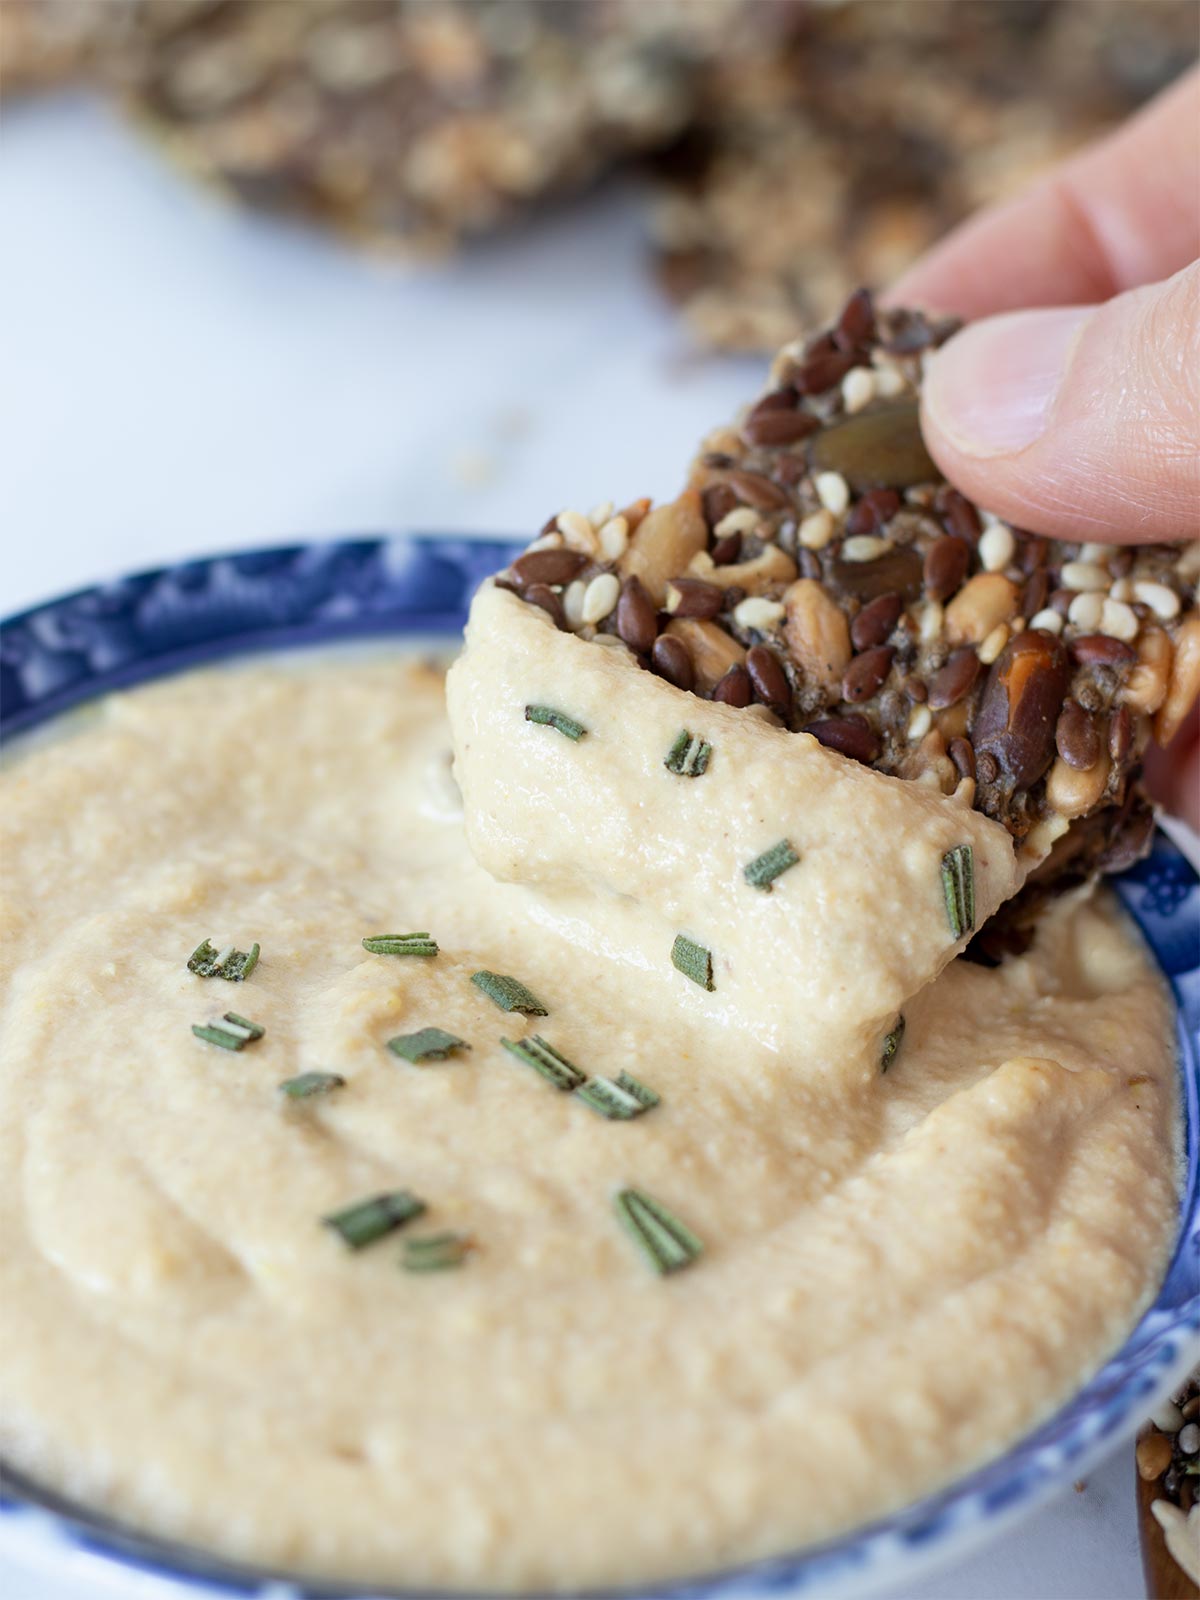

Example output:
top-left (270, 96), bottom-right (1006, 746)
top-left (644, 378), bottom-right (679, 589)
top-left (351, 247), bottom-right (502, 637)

top-left (0, 654), bottom-right (1181, 1591)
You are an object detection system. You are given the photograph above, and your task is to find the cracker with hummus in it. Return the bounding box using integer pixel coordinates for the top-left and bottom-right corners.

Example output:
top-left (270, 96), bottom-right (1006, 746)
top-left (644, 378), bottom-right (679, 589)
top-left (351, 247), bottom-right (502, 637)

top-left (450, 291), bottom-right (1199, 977)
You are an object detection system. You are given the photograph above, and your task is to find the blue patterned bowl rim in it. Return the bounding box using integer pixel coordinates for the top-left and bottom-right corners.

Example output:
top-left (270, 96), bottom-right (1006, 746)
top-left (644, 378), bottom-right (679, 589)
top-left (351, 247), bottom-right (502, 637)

top-left (1, 536), bottom-right (1197, 1600)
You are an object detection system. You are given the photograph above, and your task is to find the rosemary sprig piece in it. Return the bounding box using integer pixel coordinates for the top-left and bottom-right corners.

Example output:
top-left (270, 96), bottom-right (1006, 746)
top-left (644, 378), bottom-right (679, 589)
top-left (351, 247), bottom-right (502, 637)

top-left (525, 704), bottom-right (587, 741)
top-left (941, 844), bottom-right (976, 939)
top-left (664, 729), bottom-right (712, 777)
top-left (743, 839), bottom-right (800, 892)
top-left (471, 970), bottom-right (548, 1015)
top-left (322, 1190), bottom-right (426, 1250)
top-left (403, 1232), bottom-right (475, 1272)
top-left (280, 1070), bottom-right (345, 1099)
top-left (501, 1034), bottom-right (585, 1090)
top-left (192, 1012), bottom-right (265, 1051)
top-left (614, 1188), bottom-right (703, 1276)
top-left (388, 1027), bottom-right (469, 1064)
top-left (188, 939), bottom-right (260, 981)
top-left (362, 933), bottom-right (439, 956)
top-left (671, 934), bottom-right (714, 991)
top-left (577, 1071), bottom-right (660, 1120)
top-left (880, 1016), bottom-right (905, 1074)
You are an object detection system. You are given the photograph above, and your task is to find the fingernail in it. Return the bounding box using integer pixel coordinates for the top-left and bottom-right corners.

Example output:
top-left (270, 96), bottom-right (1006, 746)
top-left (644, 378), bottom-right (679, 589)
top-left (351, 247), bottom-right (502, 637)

top-left (923, 306), bottom-right (1093, 457)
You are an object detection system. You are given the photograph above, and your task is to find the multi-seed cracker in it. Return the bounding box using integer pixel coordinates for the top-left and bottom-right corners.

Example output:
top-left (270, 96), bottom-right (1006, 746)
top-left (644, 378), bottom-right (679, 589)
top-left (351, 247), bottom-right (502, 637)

top-left (496, 289), bottom-right (1199, 953)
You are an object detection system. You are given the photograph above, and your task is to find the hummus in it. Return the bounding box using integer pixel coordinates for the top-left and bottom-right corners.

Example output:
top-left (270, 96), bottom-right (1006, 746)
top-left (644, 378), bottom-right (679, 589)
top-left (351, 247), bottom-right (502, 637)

top-left (0, 653), bottom-right (1181, 1591)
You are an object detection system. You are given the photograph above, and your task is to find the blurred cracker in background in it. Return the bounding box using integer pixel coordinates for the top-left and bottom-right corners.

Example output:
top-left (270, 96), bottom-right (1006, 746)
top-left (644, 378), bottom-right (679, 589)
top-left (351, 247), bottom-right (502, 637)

top-left (651, 0), bottom-right (1198, 349)
top-left (1, 0), bottom-right (1195, 348)
top-left (0, 0), bottom-right (790, 253)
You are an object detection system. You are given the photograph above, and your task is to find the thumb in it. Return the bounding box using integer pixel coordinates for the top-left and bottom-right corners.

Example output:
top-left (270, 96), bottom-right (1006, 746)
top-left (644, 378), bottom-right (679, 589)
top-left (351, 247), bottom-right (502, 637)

top-left (919, 262), bottom-right (1200, 543)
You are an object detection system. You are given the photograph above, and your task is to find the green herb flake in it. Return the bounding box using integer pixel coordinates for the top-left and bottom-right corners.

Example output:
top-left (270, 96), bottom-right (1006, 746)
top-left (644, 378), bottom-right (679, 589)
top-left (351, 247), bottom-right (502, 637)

top-left (880, 1016), bottom-right (905, 1074)
top-left (362, 933), bottom-right (439, 957)
top-left (471, 970), bottom-right (548, 1015)
top-left (501, 1034), bottom-right (586, 1090)
top-left (614, 1188), bottom-right (703, 1276)
top-left (671, 934), bottom-right (714, 991)
top-left (577, 1070), bottom-right (660, 1120)
top-left (403, 1231), bottom-right (475, 1273)
top-left (664, 729), bottom-right (712, 778)
top-left (322, 1190), bottom-right (426, 1250)
top-left (192, 1011), bottom-right (266, 1051)
top-left (279, 1070), bottom-right (345, 1099)
top-left (187, 939), bottom-right (260, 981)
top-left (388, 1027), bottom-right (469, 1064)
top-left (743, 838), bottom-right (800, 892)
top-left (525, 704), bottom-right (587, 741)
top-left (941, 844), bottom-right (976, 940)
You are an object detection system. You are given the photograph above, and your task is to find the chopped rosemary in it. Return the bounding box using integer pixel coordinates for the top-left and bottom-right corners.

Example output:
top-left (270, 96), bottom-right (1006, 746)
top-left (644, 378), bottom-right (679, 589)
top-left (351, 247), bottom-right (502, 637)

top-left (880, 1016), bottom-right (905, 1073)
top-left (577, 1071), bottom-right (660, 1120)
top-left (279, 1070), bottom-right (345, 1099)
top-left (192, 1011), bottom-right (265, 1051)
top-left (403, 1232), bottom-right (475, 1272)
top-left (941, 844), bottom-right (976, 939)
top-left (362, 933), bottom-right (439, 957)
top-left (665, 729), bottom-right (712, 777)
top-left (525, 704), bottom-right (587, 741)
top-left (671, 933), bottom-right (714, 991)
top-left (187, 939), bottom-right (260, 981)
top-left (743, 838), bottom-right (800, 892)
top-left (388, 1027), bottom-right (469, 1064)
top-left (471, 970), bottom-right (548, 1015)
top-left (322, 1190), bottom-right (426, 1250)
top-left (501, 1034), bottom-right (586, 1090)
top-left (614, 1188), bottom-right (703, 1276)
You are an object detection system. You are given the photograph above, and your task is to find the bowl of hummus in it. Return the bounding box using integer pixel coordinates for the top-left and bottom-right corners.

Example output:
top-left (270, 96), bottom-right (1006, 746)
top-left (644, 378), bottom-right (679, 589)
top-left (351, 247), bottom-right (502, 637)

top-left (0, 529), bottom-right (1197, 1600)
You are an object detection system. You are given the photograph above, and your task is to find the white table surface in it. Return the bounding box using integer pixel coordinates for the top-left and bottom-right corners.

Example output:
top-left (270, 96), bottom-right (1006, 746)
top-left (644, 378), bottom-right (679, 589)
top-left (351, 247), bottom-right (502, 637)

top-left (0, 92), bottom-right (1149, 1600)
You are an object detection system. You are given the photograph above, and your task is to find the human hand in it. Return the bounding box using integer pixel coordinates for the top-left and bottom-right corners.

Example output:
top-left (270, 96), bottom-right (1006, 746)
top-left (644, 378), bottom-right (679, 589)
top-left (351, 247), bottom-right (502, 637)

top-left (891, 69), bottom-right (1199, 823)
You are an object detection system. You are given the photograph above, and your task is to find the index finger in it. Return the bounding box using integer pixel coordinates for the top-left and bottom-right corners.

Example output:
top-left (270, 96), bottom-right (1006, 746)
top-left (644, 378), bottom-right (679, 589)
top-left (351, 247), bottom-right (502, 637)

top-left (888, 67), bottom-right (1200, 319)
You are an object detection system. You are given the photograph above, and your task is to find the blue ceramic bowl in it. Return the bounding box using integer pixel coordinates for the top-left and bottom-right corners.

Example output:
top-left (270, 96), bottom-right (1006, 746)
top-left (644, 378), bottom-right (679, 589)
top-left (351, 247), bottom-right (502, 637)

top-left (2, 537), bottom-right (1198, 1600)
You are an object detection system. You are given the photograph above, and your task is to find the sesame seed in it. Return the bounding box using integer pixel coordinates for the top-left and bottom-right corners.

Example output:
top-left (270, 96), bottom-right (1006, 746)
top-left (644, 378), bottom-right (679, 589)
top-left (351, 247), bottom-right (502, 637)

top-left (1152, 1399), bottom-right (1185, 1433)
top-left (714, 506), bottom-right (761, 538)
top-left (581, 572), bottom-right (620, 626)
top-left (841, 366), bottom-right (877, 414)
top-left (598, 515), bottom-right (630, 560)
top-left (1133, 580), bottom-right (1181, 620)
top-left (733, 596), bottom-right (786, 631)
top-left (873, 363), bottom-right (907, 399)
top-left (978, 623), bottom-right (1009, 664)
top-left (907, 705), bottom-right (932, 742)
top-left (1060, 560), bottom-right (1110, 593)
top-left (815, 471), bottom-right (850, 515)
top-left (1099, 598), bottom-right (1139, 641)
top-left (1028, 607), bottom-right (1064, 635)
top-left (841, 535), bottom-right (893, 563)
top-left (562, 579), bottom-right (586, 628)
top-left (798, 508), bottom-right (836, 549)
top-left (919, 600), bottom-right (944, 644)
top-left (1067, 591), bottom-right (1105, 630)
top-left (1179, 1423), bottom-right (1200, 1455)
top-left (557, 509), bottom-right (595, 548)
top-left (978, 524), bottom-right (1016, 572)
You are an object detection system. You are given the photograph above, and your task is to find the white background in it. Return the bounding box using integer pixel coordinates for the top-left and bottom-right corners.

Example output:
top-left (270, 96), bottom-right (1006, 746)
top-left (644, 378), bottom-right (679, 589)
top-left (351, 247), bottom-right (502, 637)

top-left (0, 92), bottom-right (1153, 1600)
